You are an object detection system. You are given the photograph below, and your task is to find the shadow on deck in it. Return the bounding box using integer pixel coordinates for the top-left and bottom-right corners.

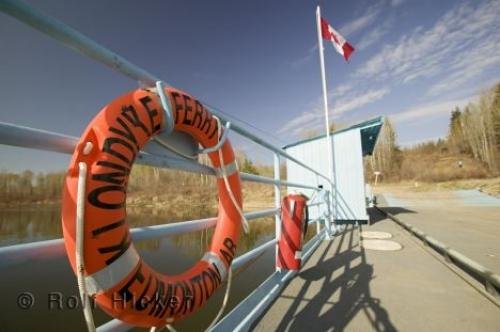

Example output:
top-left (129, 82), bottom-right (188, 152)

top-left (368, 206), bottom-right (416, 225)
top-left (254, 223), bottom-right (397, 331)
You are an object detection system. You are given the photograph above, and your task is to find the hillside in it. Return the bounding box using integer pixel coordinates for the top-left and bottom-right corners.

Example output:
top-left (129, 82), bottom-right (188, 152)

top-left (365, 82), bottom-right (500, 185)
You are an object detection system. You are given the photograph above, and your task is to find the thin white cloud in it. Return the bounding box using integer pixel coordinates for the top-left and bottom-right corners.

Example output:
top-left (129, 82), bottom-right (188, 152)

top-left (289, 44), bottom-right (318, 68)
top-left (333, 88), bottom-right (390, 115)
top-left (427, 39), bottom-right (500, 95)
top-left (279, 88), bottom-right (389, 135)
top-left (283, 1), bottom-right (499, 140)
top-left (278, 111), bottom-right (320, 135)
top-left (328, 83), bottom-right (354, 98)
top-left (340, 3), bottom-right (383, 37)
top-left (356, 20), bottom-right (392, 51)
top-left (391, 96), bottom-right (476, 124)
top-left (354, 0), bottom-right (500, 95)
top-left (391, 0), bottom-right (406, 7)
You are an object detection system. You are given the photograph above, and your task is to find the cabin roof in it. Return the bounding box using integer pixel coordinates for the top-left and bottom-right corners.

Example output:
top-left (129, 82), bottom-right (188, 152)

top-left (282, 116), bottom-right (384, 156)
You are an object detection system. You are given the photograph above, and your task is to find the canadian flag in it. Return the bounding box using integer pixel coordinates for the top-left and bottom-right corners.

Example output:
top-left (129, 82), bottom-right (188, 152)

top-left (321, 18), bottom-right (355, 61)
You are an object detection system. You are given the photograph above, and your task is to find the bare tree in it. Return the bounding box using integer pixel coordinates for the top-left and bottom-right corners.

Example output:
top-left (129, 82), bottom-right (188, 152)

top-left (369, 118), bottom-right (398, 181)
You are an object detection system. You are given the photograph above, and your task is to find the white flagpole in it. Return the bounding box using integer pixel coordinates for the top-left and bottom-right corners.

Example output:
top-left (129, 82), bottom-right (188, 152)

top-left (316, 5), bottom-right (336, 235)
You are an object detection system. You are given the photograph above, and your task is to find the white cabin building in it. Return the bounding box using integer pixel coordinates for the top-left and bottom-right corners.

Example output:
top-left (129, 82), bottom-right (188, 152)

top-left (283, 117), bottom-right (384, 224)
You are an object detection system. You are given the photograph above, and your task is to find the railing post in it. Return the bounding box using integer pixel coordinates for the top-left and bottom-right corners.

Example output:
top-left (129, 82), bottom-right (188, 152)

top-left (323, 188), bottom-right (334, 239)
top-left (273, 153), bottom-right (281, 270)
top-left (315, 200), bottom-right (321, 234)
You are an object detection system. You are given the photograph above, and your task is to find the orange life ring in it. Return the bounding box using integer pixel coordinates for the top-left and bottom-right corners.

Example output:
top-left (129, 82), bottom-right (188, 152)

top-left (61, 87), bottom-right (242, 327)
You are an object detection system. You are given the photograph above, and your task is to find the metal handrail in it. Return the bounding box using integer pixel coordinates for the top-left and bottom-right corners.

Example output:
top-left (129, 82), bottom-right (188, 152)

top-left (0, 1), bottom-right (333, 330)
top-left (0, 0), bottom-right (333, 186)
top-left (0, 121), bottom-right (322, 190)
top-left (96, 237), bottom-right (278, 332)
top-left (0, 208), bottom-right (278, 268)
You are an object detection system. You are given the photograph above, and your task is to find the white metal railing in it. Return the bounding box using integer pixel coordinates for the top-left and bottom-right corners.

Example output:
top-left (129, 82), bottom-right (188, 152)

top-left (0, 0), bottom-right (335, 330)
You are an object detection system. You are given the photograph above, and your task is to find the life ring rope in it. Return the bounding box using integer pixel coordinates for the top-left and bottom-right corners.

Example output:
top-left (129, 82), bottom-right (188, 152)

top-left (76, 161), bottom-right (96, 332)
top-left (62, 87), bottom-right (244, 328)
top-left (212, 115), bottom-right (250, 234)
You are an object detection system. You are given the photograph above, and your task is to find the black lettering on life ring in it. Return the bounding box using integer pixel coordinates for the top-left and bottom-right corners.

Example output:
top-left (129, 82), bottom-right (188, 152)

top-left (189, 274), bottom-right (203, 307)
top-left (220, 237), bottom-right (237, 265)
top-left (109, 117), bottom-right (140, 151)
top-left (139, 96), bottom-right (161, 134)
top-left (170, 91), bottom-right (183, 125)
top-left (148, 277), bottom-right (166, 318)
top-left (121, 105), bottom-right (150, 136)
top-left (118, 262), bottom-right (145, 302)
top-left (134, 274), bottom-right (153, 311)
top-left (97, 231), bottom-right (131, 265)
top-left (179, 280), bottom-right (194, 315)
top-left (91, 218), bottom-right (125, 237)
top-left (87, 185), bottom-right (125, 210)
top-left (193, 101), bottom-right (204, 128)
top-left (199, 112), bottom-right (212, 134)
top-left (92, 168), bottom-right (127, 186)
top-left (182, 94), bottom-right (193, 126)
top-left (102, 136), bottom-right (136, 166)
top-left (208, 119), bottom-right (218, 139)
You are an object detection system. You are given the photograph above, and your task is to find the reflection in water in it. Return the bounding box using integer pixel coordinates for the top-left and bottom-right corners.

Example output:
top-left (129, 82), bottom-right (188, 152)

top-left (0, 204), bottom-right (317, 330)
top-left (0, 205), bottom-right (61, 246)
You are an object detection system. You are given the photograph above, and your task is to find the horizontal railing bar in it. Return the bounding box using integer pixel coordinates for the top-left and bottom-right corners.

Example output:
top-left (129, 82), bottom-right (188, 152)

top-left (98, 238), bottom-right (278, 332)
top-left (232, 238), bottom-right (276, 271)
top-left (0, 208), bottom-right (278, 268)
top-left (0, 121), bottom-right (215, 175)
top-left (240, 172), bottom-right (319, 191)
top-left (0, 121), bottom-right (78, 154)
top-left (0, 121), bottom-right (321, 191)
top-left (218, 118), bottom-right (333, 185)
top-left (0, 0), bottom-right (159, 86)
top-left (307, 218), bottom-right (321, 225)
top-left (132, 208), bottom-right (278, 242)
top-left (0, 0), bottom-right (332, 186)
top-left (0, 2), bottom-right (335, 330)
top-left (136, 152), bottom-right (214, 175)
top-left (212, 228), bottom-right (326, 331)
top-left (96, 319), bottom-right (132, 332)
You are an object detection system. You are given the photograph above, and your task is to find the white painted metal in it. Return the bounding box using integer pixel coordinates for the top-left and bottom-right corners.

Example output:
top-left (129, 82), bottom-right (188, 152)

top-left (285, 137), bottom-right (330, 221)
top-left (273, 153), bottom-right (281, 270)
top-left (285, 128), bottom-right (369, 222)
top-left (0, 2), bottom-right (340, 331)
top-left (0, 208), bottom-right (278, 268)
top-left (211, 229), bottom-right (326, 332)
top-left (285, 136), bottom-right (331, 198)
top-left (365, 183), bottom-right (374, 207)
top-left (315, 5), bottom-right (336, 230)
top-left (332, 129), bottom-right (369, 222)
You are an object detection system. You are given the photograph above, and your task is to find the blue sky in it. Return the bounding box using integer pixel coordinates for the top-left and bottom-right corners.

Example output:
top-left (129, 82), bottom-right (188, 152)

top-left (1, 0), bottom-right (499, 171)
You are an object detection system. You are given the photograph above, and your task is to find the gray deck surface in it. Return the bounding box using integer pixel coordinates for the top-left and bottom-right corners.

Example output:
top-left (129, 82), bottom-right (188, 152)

top-left (380, 190), bottom-right (500, 272)
top-left (253, 208), bottom-right (500, 332)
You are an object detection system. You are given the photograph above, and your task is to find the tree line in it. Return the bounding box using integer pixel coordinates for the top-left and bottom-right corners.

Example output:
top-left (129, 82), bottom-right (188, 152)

top-left (0, 151), bottom-right (262, 204)
top-left (365, 82), bottom-right (500, 182)
top-left (0, 171), bottom-right (65, 203)
top-left (448, 83), bottom-right (500, 173)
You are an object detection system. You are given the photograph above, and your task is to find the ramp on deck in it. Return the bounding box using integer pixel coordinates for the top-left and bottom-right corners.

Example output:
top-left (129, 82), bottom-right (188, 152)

top-left (253, 209), bottom-right (500, 331)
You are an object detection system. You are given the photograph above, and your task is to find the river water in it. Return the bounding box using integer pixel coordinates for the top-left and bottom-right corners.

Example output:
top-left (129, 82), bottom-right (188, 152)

top-left (0, 204), bottom-right (315, 331)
